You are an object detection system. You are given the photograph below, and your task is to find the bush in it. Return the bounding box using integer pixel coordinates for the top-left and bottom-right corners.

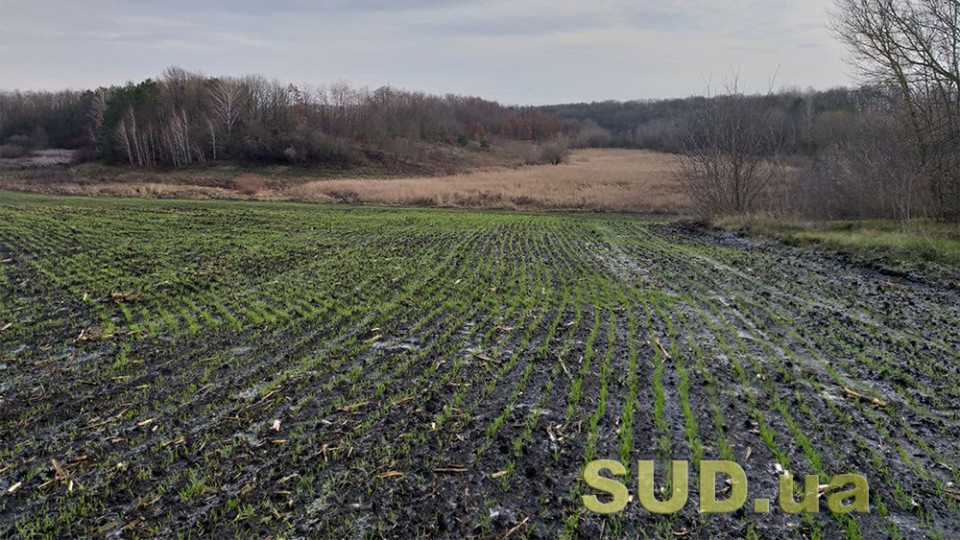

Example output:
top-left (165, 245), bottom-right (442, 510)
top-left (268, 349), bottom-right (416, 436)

top-left (0, 144), bottom-right (26, 159)
top-left (232, 174), bottom-right (266, 195)
top-left (538, 140), bottom-right (569, 165)
top-left (456, 134), bottom-right (469, 147)
top-left (571, 122), bottom-right (612, 148)
top-left (790, 112), bottom-right (928, 221)
top-left (675, 83), bottom-right (785, 217)
top-left (72, 145), bottom-right (100, 164)
top-left (522, 139), bottom-right (570, 166)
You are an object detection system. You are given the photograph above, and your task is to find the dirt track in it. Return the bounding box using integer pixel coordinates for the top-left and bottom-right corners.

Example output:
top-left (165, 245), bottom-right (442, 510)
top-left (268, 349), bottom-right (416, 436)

top-left (1, 193), bottom-right (958, 539)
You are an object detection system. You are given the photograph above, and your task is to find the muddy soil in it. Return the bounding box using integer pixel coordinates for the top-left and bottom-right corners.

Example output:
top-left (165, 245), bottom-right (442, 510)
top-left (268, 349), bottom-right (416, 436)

top-left (0, 195), bottom-right (958, 539)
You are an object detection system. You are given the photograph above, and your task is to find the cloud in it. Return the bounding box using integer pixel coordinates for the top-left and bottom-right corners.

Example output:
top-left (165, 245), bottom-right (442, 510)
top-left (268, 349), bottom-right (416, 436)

top-left (0, 0), bottom-right (852, 103)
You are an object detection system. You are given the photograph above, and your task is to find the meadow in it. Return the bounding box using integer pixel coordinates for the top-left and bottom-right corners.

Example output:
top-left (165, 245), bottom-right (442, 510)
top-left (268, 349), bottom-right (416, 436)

top-left (0, 149), bottom-right (687, 213)
top-left (287, 149), bottom-right (686, 212)
top-left (1, 191), bottom-right (958, 539)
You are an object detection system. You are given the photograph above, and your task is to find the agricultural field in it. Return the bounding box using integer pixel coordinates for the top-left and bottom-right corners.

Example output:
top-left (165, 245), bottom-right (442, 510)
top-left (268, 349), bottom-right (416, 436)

top-left (1, 190), bottom-right (959, 539)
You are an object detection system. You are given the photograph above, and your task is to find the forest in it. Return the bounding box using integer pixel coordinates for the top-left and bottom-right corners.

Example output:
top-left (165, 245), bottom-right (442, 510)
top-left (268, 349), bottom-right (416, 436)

top-left (0, 69), bottom-right (578, 168)
top-left (0, 74), bottom-right (878, 164)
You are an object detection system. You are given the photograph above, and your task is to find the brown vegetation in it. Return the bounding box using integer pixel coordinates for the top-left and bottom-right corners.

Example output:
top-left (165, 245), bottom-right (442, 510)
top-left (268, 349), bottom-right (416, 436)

top-left (0, 179), bottom-right (242, 199)
top-left (287, 149), bottom-right (686, 212)
top-left (0, 149), bottom-right (685, 212)
top-left (675, 77), bottom-right (786, 217)
top-left (231, 174), bottom-right (266, 195)
top-left (0, 138), bottom-right (542, 190)
top-left (832, 0), bottom-right (960, 220)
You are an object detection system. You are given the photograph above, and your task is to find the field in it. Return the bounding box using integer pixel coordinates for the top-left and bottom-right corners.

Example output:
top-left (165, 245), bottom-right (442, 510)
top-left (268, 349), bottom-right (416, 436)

top-left (288, 149), bottom-right (686, 212)
top-left (0, 149), bottom-right (687, 213)
top-left (1, 191), bottom-right (959, 539)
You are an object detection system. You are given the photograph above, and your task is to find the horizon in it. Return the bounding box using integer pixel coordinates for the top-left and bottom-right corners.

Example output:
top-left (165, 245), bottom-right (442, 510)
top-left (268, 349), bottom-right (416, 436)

top-left (0, 0), bottom-right (853, 106)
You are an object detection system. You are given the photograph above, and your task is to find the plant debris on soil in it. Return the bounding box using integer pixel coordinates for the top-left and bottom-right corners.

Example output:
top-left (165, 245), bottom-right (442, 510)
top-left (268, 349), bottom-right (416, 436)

top-left (1, 191), bottom-right (958, 539)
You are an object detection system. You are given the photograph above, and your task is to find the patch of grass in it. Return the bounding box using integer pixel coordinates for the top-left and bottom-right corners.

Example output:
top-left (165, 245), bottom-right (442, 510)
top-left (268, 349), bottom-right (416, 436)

top-left (717, 215), bottom-right (960, 267)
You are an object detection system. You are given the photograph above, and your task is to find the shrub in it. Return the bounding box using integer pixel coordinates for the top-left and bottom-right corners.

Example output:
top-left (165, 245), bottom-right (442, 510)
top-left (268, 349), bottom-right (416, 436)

top-left (675, 81), bottom-right (785, 217)
top-left (572, 122), bottom-right (612, 148)
top-left (72, 145), bottom-right (100, 164)
top-left (232, 174), bottom-right (266, 195)
top-left (538, 140), bottom-right (570, 165)
top-left (0, 144), bottom-right (26, 159)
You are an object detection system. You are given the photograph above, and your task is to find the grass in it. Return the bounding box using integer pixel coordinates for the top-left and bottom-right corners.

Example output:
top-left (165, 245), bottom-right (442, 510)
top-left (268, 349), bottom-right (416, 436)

top-left (1, 149), bottom-right (689, 213)
top-left (717, 215), bottom-right (960, 268)
top-left (0, 138), bottom-right (539, 191)
top-left (1, 190), bottom-right (958, 539)
top-left (288, 149), bottom-right (687, 212)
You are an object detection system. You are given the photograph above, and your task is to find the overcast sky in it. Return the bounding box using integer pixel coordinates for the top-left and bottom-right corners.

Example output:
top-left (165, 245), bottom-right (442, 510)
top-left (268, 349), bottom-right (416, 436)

top-left (0, 0), bottom-right (852, 105)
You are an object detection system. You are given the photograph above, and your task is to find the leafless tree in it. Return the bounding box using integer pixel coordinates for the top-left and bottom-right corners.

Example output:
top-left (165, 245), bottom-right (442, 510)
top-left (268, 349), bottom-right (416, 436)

top-left (209, 77), bottom-right (248, 139)
top-left (833, 0), bottom-right (960, 219)
top-left (675, 77), bottom-right (786, 217)
top-left (796, 108), bottom-right (929, 219)
top-left (87, 89), bottom-right (106, 148)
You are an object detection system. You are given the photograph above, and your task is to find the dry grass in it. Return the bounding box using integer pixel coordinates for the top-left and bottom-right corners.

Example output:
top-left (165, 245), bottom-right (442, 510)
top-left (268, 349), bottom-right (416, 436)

top-left (1, 149), bottom-right (687, 213)
top-left (287, 149), bottom-right (687, 212)
top-left (0, 179), bottom-right (245, 199)
top-left (0, 148), bottom-right (76, 168)
top-left (231, 174), bottom-right (266, 195)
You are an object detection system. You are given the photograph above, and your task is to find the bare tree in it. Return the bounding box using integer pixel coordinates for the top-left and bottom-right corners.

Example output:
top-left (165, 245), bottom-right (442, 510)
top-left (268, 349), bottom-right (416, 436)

top-left (833, 0), bottom-right (960, 219)
top-left (675, 77), bottom-right (786, 217)
top-left (87, 89), bottom-right (106, 148)
top-left (797, 107), bottom-right (930, 220)
top-left (209, 77), bottom-right (248, 139)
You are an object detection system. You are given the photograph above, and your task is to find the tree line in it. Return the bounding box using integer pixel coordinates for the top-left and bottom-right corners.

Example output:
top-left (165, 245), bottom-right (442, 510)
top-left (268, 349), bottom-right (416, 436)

top-left (0, 67), bottom-right (579, 166)
top-left (537, 87), bottom-right (867, 155)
